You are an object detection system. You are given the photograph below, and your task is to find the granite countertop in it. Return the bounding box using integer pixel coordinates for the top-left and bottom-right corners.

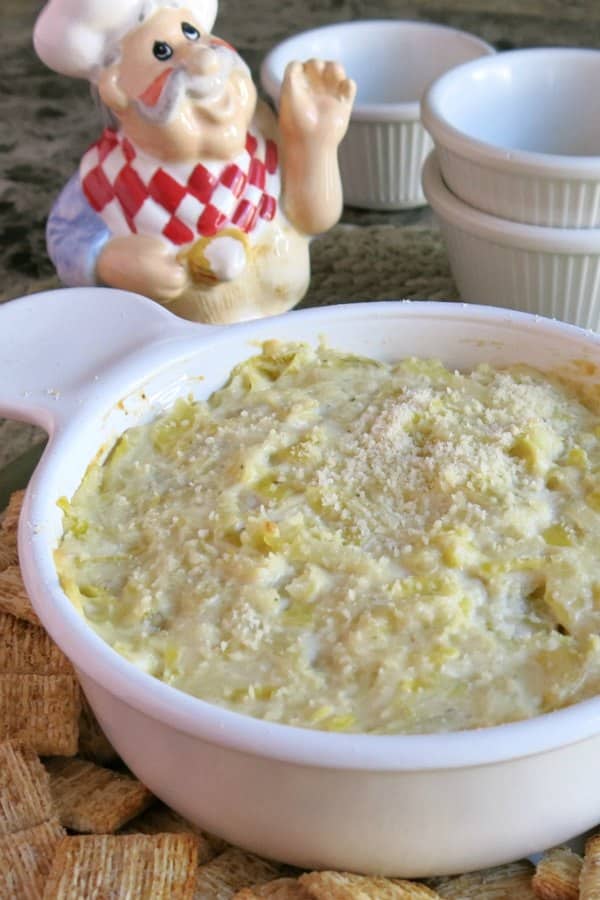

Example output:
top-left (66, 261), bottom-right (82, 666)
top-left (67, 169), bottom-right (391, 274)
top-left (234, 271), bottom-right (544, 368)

top-left (3, 0), bottom-right (600, 469)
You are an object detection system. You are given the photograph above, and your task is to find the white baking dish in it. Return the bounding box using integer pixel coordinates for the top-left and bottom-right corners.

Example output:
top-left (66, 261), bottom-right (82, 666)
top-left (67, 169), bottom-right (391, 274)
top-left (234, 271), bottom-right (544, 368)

top-left (3, 288), bottom-right (600, 877)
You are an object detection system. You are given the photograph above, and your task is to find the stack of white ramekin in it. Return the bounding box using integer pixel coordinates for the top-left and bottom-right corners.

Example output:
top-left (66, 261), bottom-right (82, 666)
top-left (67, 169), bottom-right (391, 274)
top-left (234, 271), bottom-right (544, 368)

top-left (421, 48), bottom-right (600, 330)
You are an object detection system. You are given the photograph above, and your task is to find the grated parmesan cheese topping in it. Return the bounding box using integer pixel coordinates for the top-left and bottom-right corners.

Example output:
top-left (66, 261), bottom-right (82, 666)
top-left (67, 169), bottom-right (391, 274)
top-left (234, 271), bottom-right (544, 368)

top-left (55, 342), bottom-right (600, 734)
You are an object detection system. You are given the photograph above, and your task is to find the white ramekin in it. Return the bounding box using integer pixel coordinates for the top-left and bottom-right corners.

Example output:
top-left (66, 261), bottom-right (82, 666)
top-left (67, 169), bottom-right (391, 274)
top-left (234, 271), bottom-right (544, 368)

top-left (3, 289), bottom-right (600, 876)
top-left (423, 151), bottom-right (600, 329)
top-left (260, 20), bottom-right (493, 210)
top-left (421, 48), bottom-right (600, 227)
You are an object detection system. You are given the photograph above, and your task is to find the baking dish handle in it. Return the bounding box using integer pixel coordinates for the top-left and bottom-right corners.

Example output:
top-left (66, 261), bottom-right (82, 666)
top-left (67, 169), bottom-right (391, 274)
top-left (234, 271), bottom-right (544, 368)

top-left (0, 287), bottom-right (203, 434)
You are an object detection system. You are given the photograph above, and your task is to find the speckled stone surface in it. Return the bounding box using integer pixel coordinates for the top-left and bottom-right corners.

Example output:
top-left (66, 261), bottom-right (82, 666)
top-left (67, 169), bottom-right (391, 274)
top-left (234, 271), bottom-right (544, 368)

top-left (3, 0), bottom-right (600, 468)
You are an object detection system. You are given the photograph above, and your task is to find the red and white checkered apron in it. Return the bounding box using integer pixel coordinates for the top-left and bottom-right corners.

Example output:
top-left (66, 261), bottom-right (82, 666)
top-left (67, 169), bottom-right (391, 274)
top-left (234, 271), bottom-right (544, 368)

top-left (80, 128), bottom-right (280, 246)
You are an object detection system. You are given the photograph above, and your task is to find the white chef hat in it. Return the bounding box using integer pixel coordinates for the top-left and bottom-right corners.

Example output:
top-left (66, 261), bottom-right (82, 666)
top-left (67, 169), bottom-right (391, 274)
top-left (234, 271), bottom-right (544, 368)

top-left (33, 0), bottom-right (219, 81)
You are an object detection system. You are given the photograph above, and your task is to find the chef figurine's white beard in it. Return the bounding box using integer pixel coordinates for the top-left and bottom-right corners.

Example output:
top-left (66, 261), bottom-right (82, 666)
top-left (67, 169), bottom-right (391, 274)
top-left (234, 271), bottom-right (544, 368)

top-left (134, 44), bottom-right (248, 125)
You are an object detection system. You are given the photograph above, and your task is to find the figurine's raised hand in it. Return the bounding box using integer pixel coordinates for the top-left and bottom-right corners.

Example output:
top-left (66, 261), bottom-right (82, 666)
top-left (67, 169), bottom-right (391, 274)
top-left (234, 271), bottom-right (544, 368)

top-left (277, 60), bottom-right (355, 235)
top-left (97, 235), bottom-right (187, 304)
top-left (279, 60), bottom-right (356, 148)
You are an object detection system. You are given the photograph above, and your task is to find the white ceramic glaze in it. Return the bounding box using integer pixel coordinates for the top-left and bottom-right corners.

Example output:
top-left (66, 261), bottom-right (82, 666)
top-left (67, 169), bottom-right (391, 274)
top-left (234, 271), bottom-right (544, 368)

top-left (421, 48), bottom-right (600, 227)
top-left (261, 20), bottom-right (493, 210)
top-left (4, 288), bottom-right (600, 876)
top-left (423, 151), bottom-right (600, 330)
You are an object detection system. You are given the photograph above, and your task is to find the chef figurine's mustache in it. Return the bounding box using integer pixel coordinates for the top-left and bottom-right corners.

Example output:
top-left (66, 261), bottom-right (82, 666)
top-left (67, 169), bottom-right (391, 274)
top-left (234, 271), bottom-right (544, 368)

top-left (135, 42), bottom-right (247, 124)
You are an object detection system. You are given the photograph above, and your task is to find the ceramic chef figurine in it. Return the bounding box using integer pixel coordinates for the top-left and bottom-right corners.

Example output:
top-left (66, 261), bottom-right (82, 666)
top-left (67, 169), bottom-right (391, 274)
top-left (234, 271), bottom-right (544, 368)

top-left (33, 1), bottom-right (356, 324)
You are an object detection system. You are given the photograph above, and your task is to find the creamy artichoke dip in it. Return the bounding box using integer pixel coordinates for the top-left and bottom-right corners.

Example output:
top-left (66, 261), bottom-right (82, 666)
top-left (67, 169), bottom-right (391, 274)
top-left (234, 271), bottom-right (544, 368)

top-left (55, 342), bottom-right (600, 734)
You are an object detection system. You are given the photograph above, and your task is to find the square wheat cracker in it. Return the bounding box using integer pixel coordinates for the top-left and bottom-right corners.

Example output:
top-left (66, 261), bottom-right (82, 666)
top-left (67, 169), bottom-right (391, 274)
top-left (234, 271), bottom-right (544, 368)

top-left (43, 832), bottom-right (199, 899)
top-left (0, 673), bottom-right (80, 756)
top-left (196, 847), bottom-right (281, 899)
top-left (533, 846), bottom-right (582, 899)
top-left (434, 860), bottom-right (535, 898)
top-left (123, 801), bottom-right (218, 863)
top-left (77, 694), bottom-right (118, 764)
top-left (0, 565), bottom-right (40, 624)
top-left (0, 817), bottom-right (65, 900)
top-left (0, 741), bottom-right (54, 834)
top-left (1, 489), bottom-right (25, 535)
top-left (299, 870), bottom-right (440, 899)
top-left (580, 833), bottom-right (600, 899)
top-left (0, 537), bottom-right (18, 572)
top-left (45, 756), bottom-right (153, 833)
top-left (0, 612), bottom-right (72, 674)
top-left (234, 879), bottom-right (313, 899)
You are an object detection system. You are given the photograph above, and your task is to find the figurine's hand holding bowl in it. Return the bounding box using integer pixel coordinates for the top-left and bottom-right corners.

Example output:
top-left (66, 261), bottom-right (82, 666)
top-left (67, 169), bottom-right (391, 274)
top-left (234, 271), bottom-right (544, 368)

top-left (279, 60), bottom-right (356, 149)
top-left (97, 235), bottom-right (187, 304)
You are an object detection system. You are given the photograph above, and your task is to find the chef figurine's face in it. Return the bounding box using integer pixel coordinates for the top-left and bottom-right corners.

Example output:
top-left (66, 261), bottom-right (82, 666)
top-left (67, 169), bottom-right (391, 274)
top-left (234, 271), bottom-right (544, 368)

top-left (98, 7), bottom-right (257, 161)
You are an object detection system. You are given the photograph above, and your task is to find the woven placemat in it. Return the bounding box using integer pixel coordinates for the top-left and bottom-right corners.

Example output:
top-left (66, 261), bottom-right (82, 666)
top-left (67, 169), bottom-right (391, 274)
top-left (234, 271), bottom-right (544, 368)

top-left (0, 227), bottom-right (456, 306)
top-left (302, 225), bottom-right (458, 308)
